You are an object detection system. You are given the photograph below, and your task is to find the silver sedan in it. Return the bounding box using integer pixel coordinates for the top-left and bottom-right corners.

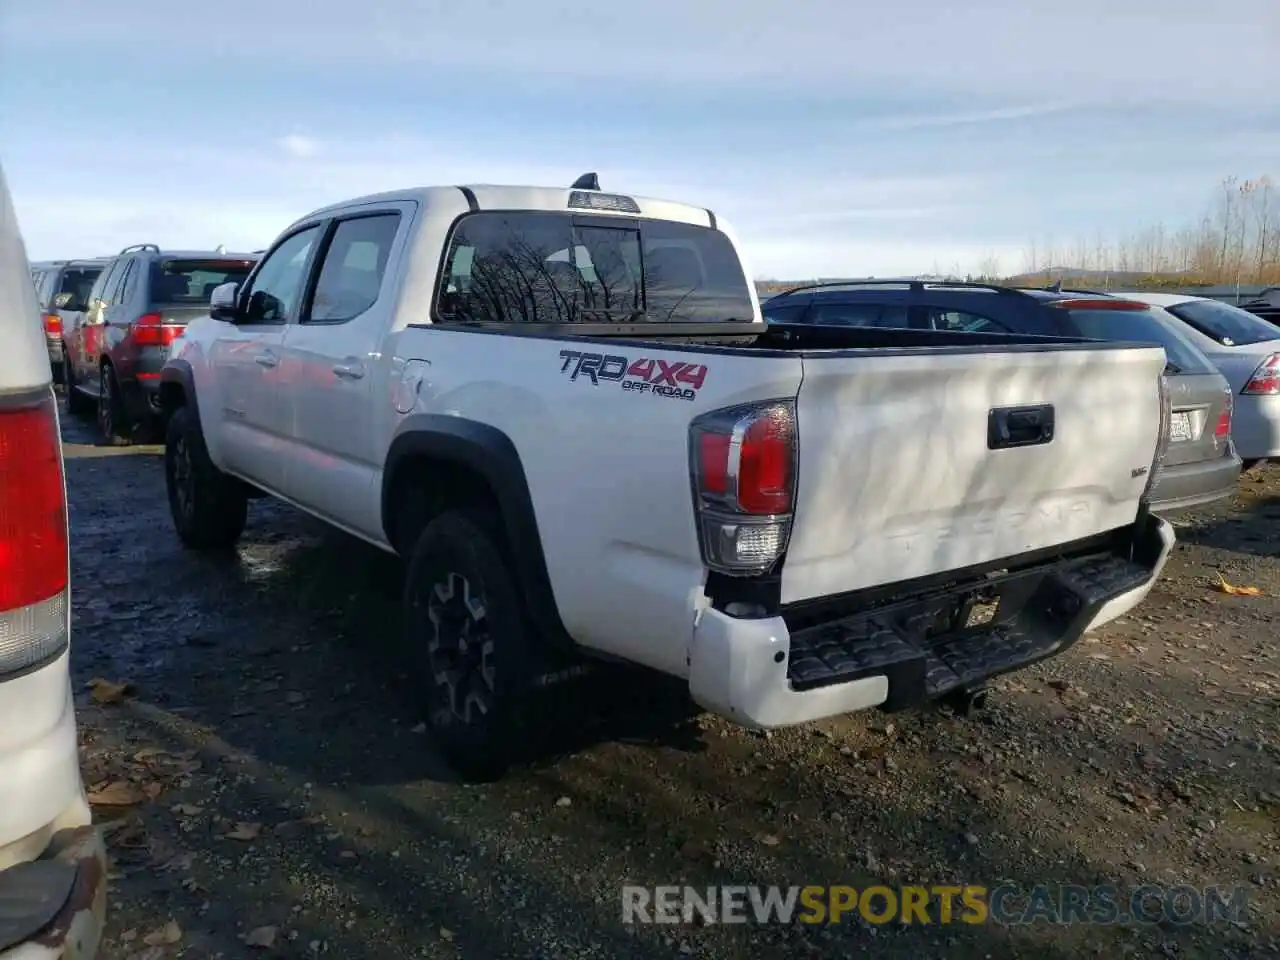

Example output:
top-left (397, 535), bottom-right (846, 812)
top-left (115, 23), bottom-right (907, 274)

top-left (1118, 292), bottom-right (1280, 470)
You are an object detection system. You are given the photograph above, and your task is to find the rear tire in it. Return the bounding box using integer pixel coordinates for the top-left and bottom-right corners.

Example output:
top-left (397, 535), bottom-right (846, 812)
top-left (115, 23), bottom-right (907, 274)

top-left (64, 351), bottom-right (94, 417)
top-left (403, 509), bottom-right (534, 782)
top-left (98, 365), bottom-right (132, 446)
top-left (165, 406), bottom-right (248, 549)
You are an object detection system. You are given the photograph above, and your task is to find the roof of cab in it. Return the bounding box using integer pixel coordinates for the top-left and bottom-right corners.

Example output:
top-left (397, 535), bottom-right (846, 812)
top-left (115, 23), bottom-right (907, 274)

top-left (298, 184), bottom-right (718, 230)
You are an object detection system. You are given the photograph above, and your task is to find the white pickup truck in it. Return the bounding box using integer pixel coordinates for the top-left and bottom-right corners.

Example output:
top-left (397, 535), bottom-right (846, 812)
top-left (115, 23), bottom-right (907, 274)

top-left (160, 174), bottom-right (1176, 778)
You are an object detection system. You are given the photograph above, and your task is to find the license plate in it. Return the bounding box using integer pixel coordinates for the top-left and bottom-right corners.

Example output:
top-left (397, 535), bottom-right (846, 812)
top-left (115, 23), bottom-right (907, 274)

top-left (1170, 411), bottom-right (1193, 442)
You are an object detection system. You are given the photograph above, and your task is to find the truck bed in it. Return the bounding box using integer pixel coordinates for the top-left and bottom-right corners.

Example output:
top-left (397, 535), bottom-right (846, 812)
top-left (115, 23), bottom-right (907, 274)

top-left (414, 318), bottom-right (1110, 355)
top-left (412, 316), bottom-right (1165, 607)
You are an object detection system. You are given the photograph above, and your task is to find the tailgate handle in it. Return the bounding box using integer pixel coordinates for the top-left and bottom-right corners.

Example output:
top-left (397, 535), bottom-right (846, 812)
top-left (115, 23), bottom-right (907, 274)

top-left (988, 404), bottom-right (1055, 449)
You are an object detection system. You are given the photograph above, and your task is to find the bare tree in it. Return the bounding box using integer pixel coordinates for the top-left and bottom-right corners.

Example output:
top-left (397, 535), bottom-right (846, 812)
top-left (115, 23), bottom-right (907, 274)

top-left (1217, 176), bottom-right (1239, 274)
top-left (1021, 239), bottom-right (1039, 276)
top-left (1253, 175), bottom-right (1273, 282)
top-left (977, 252), bottom-right (1002, 281)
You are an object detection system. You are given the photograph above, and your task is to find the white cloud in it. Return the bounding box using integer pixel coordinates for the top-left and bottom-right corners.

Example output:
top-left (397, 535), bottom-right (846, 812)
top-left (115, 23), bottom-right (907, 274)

top-left (869, 102), bottom-right (1083, 131)
top-left (277, 134), bottom-right (319, 159)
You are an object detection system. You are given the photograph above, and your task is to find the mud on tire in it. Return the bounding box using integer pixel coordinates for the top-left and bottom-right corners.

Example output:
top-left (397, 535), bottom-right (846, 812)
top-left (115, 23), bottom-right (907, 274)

top-left (403, 509), bottom-right (534, 782)
top-left (165, 405), bottom-right (248, 549)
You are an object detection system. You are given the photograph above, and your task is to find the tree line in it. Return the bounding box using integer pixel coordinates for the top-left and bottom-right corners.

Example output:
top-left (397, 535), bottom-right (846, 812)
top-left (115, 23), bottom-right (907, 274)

top-left (1011, 175), bottom-right (1278, 288)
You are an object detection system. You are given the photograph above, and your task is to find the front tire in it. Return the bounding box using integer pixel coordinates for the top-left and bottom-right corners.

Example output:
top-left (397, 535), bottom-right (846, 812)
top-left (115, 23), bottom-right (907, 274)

top-left (165, 406), bottom-right (248, 549)
top-left (403, 510), bottom-right (534, 782)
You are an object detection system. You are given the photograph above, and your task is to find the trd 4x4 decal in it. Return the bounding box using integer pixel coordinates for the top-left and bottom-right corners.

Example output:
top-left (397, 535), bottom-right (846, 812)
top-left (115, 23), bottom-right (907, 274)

top-left (558, 350), bottom-right (708, 401)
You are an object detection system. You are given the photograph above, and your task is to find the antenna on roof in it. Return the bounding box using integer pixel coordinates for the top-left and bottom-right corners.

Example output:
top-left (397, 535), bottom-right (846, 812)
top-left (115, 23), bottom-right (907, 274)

top-left (1046, 278), bottom-right (1062, 293)
top-left (570, 172), bottom-right (600, 191)
top-left (215, 244), bottom-right (227, 254)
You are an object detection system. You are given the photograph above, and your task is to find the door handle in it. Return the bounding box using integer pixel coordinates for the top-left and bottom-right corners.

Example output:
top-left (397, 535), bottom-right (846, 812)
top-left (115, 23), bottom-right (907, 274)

top-left (254, 351), bottom-right (278, 369)
top-left (987, 404), bottom-right (1055, 450)
top-left (333, 361), bottom-right (365, 380)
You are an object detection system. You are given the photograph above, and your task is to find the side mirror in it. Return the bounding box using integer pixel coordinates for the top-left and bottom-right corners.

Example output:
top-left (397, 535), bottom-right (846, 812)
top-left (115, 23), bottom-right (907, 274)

top-left (210, 282), bottom-right (241, 322)
top-left (52, 292), bottom-right (74, 309)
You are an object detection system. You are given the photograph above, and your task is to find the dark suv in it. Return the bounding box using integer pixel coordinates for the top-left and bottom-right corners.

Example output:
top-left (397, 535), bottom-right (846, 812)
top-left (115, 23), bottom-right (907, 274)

top-left (761, 280), bottom-right (1242, 513)
top-left (1240, 289), bottom-right (1280, 327)
top-left (29, 258), bottom-right (111, 382)
top-left (64, 244), bottom-right (257, 443)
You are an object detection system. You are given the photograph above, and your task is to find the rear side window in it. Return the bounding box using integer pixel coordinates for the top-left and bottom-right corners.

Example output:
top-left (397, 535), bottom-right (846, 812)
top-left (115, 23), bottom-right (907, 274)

top-left (100, 259), bottom-right (128, 305)
top-left (805, 301), bottom-right (912, 328)
top-left (34, 269), bottom-right (56, 306)
top-left (150, 258), bottom-right (255, 304)
top-left (926, 307), bottom-right (1011, 333)
top-left (1164, 299), bottom-right (1279, 347)
top-left (437, 211), bottom-right (753, 324)
top-left (1060, 306), bottom-right (1215, 375)
top-left (308, 213), bottom-right (401, 323)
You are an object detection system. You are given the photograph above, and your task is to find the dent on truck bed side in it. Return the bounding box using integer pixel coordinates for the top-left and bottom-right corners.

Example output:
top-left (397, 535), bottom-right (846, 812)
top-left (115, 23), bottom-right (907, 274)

top-left (381, 414), bottom-right (574, 650)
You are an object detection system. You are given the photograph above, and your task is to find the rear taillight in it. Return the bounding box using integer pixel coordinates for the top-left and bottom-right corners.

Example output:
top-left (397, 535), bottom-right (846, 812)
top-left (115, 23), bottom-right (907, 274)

top-left (689, 400), bottom-right (797, 575)
top-left (1215, 393), bottom-right (1232, 439)
top-left (1241, 353), bottom-right (1280, 396)
top-left (130, 312), bottom-right (182, 347)
top-left (0, 391), bottom-right (70, 677)
top-left (42, 312), bottom-right (62, 335)
top-left (1141, 374), bottom-right (1172, 506)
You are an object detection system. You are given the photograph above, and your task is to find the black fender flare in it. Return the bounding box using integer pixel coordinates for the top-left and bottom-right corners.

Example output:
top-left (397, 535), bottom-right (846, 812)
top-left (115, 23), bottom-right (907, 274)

top-left (382, 414), bottom-right (574, 651)
top-left (157, 358), bottom-right (200, 422)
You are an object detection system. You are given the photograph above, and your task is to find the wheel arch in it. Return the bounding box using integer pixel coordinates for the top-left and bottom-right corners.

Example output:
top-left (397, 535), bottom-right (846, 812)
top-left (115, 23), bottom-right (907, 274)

top-left (382, 415), bottom-right (575, 652)
top-left (158, 359), bottom-right (200, 423)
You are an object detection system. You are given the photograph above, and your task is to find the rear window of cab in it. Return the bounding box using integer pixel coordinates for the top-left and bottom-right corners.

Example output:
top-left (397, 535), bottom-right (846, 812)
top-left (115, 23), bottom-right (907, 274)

top-left (436, 211), bottom-right (755, 325)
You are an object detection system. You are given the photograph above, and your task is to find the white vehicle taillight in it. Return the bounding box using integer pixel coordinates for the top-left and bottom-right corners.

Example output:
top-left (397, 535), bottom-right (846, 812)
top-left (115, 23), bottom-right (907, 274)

top-left (1141, 374), bottom-right (1173, 506)
top-left (0, 390), bottom-right (69, 677)
top-left (1241, 353), bottom-right (1280, 396)
top-left (689, 400), bottom-right (796, 575)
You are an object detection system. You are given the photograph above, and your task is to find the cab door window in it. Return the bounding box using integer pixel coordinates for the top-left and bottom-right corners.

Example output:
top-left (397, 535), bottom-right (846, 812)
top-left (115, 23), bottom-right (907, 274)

top-left (242, 226), bottom-right (322, 325)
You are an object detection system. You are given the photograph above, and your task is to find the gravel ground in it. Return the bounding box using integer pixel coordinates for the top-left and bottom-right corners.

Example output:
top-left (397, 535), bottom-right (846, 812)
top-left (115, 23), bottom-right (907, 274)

top-left (58, 402), bottom-right (1279, 960)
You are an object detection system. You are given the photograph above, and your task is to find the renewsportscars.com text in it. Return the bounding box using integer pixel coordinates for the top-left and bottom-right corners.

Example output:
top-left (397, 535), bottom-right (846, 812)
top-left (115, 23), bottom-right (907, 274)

top-left (621, 884), bottom-right (1249, 927)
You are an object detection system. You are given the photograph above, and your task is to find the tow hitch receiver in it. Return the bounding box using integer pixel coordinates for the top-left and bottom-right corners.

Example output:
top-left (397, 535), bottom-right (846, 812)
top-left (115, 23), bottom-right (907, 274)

top-left (943, 686), bottom-right (989, 717)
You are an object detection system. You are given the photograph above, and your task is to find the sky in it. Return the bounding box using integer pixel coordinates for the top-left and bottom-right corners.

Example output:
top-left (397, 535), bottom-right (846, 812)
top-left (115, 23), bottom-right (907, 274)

top-left (1, 0), bottom-right (1277, 279)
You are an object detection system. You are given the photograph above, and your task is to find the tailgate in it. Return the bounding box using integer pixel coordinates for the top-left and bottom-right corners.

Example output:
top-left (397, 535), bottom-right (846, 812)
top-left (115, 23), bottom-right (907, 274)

top-left (781, 344), bottom-right (1165, 604)
top-left (1163, 373), bottom-right (1229, 467)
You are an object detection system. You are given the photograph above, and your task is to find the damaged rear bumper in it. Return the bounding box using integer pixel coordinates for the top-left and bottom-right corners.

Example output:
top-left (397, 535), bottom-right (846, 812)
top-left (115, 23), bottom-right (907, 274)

top-left (689, 513), bottom-right (1174, 727)
top-left (0, 822), bottom-right (106, 960)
